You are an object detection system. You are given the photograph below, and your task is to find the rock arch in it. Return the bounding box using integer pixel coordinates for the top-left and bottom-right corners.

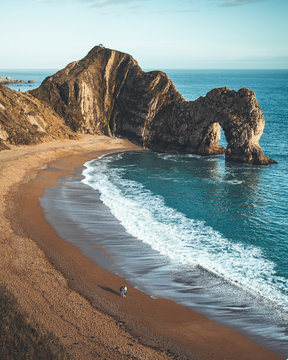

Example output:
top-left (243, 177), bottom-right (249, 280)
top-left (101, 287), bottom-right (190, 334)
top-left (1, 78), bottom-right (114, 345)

top-left (31, 46), bottom-right (276, 165)
top-left (140, 85), bottom-right (275, 164)
top-left (190, 87), bottom-right (273, 165)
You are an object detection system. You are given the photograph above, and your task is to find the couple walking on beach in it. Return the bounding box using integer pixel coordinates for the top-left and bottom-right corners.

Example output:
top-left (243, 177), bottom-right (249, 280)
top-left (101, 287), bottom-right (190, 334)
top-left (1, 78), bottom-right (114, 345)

top-left (120, 286), bottom-right (127, 297)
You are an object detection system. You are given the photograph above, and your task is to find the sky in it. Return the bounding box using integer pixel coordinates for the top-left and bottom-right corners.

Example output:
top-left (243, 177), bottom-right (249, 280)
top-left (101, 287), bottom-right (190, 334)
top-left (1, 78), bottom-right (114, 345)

top-left (0, 0), bottom-right (287, 69)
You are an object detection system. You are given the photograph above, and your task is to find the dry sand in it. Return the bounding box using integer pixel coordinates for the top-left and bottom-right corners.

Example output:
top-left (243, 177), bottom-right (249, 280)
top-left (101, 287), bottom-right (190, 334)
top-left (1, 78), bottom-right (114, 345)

top-left (0, 135), bottom-right (285, 359)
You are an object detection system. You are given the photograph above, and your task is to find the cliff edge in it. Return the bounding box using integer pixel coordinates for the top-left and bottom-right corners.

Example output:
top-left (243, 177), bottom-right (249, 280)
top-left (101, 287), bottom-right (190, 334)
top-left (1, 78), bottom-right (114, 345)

top-left (0, 84), bottom-right (76, 150)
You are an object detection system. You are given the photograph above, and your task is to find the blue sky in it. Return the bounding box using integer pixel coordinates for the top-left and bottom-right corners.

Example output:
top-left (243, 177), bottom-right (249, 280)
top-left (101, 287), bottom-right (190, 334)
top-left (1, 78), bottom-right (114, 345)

top-left (1, 0), bottom-right (287, 69)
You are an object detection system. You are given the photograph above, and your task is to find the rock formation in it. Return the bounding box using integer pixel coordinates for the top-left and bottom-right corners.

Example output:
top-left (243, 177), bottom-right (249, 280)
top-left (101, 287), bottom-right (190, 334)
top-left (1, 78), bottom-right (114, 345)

top-left (30, 46), bottom-right (275, 165)
top-left (0, 83), bottom-right (76, 149)
top-left (0, 46), bottom-right (275, 164)
top-left (0, 76), bottom-right (34, 85)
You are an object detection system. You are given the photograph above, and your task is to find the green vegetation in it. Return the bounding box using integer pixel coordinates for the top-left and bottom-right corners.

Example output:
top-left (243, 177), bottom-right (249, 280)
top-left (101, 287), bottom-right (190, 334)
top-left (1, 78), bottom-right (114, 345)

top-left (0, 285), bottom-right (68, 360)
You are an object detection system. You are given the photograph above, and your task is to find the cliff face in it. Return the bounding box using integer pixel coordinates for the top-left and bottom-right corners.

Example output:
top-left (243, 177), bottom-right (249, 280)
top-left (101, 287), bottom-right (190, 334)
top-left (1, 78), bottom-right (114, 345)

top-left (30, 46), bottom-right (275, 165)
top-left (0, 84), bottom-right (76, 149)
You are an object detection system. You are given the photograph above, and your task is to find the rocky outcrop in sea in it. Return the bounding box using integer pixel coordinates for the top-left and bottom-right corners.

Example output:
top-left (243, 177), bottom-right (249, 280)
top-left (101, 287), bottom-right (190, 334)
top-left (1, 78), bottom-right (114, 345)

top-left (0, 76), bottom-right (34, 85)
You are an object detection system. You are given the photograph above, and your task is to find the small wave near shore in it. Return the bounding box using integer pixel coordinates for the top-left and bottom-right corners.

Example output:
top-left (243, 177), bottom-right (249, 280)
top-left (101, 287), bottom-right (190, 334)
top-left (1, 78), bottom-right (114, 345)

top-left (79, 151), bottom-right (288, 353)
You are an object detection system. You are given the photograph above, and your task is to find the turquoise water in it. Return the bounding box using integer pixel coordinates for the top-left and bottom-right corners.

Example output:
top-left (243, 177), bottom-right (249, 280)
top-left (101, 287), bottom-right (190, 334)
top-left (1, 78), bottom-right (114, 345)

top-left (81, 70), bottom-right (288, 353)
top-left (83, 150), bottom-right (288, 306)
top-left (6, 69), bottom-right (287, 353)
top-left (84, 70), bottom-right (288, 306)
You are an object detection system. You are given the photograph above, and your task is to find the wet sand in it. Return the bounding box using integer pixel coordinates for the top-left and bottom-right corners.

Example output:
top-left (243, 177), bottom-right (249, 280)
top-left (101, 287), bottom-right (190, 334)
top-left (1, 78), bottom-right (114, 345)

top-left (0, 135), bottom-right (285, 359)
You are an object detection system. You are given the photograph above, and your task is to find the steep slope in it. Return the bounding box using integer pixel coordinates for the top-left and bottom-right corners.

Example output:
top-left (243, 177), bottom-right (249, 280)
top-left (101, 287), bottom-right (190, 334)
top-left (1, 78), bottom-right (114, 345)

top-left (0, 84), bottom-right (76, 150)
top-left (30, 46), bottom-right (275, 164)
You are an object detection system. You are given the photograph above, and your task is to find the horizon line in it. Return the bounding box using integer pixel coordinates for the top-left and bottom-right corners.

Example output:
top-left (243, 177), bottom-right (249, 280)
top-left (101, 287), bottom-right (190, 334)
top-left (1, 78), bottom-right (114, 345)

top-left (1, 67), bottom-right (288, 71)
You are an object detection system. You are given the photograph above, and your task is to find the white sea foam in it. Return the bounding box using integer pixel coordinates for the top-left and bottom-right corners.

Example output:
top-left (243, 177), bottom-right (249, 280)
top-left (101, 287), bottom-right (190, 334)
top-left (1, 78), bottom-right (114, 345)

top-left (82, 155), bottom-right (288, 312)
top-left (157, 153), bottom-right (202, 161)
top-left (225, 179), bottom-right (244, 185)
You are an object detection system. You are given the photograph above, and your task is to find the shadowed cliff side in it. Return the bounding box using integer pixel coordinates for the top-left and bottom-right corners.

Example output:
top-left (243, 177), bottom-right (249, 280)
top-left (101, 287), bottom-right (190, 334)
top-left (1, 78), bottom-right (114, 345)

top-left (0, 84), bottom-right (76, 150)
top-left (31, 46), bottom-right (275, 165)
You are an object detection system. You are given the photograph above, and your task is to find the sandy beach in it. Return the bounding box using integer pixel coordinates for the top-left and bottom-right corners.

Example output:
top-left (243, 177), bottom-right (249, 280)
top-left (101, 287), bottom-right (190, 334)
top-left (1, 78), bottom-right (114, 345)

top-left (0, 135), bottom-right (285, 360)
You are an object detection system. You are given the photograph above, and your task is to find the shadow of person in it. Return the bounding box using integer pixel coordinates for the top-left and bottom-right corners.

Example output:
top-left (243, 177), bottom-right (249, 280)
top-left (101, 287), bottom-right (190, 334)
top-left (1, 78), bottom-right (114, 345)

top-left (100, 286), bottom-right (120, 296)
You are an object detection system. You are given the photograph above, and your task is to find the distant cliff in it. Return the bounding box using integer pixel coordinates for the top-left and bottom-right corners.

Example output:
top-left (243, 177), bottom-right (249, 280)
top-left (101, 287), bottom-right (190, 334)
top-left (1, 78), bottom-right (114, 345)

top-left (30, 46), bottom-right (275, 165)
top-left (0, 83), bottom-right (76, 150)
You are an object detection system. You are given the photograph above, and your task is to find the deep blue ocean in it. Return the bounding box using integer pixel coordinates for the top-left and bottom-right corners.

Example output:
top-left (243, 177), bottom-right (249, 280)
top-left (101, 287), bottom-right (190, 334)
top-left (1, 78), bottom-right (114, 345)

top-left (3, 69), bottom-right (287, 354)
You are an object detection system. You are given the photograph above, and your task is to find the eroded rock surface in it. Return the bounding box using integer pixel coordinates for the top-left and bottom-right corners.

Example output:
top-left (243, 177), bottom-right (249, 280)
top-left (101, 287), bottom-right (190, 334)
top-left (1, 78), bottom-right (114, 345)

top-left (30, 46), bottom-right (275, 165)
top-left (0, 84), bottom-right (76, 149)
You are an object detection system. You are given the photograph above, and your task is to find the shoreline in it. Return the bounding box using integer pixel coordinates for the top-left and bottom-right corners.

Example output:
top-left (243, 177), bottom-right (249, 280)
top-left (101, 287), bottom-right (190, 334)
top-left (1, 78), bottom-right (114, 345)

top-left (1, 136), bottom-right (285, 359)
top-left (40, 158), bottom-right (288, 355)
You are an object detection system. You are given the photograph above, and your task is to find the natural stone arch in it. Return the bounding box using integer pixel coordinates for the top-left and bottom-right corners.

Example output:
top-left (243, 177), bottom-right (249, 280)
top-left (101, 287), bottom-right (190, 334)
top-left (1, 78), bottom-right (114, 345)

top-left (141, 85), bottom-right (274, 164)
top-left (30, 46), bottom-right (276, 165)
top-left (194, 87), bottom-right (270, 164)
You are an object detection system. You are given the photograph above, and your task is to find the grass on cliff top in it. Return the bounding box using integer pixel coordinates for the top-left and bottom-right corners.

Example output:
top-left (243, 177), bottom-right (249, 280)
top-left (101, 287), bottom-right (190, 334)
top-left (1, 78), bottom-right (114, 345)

top-left (0, 285), bottom-right (68, 360)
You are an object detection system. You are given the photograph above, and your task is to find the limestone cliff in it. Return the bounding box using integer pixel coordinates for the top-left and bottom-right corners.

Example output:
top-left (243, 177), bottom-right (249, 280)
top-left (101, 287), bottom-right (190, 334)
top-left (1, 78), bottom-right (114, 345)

top-left (30, 46), bottom-right (275, 165)
top-left (0, 84), bottom-right (76, 149)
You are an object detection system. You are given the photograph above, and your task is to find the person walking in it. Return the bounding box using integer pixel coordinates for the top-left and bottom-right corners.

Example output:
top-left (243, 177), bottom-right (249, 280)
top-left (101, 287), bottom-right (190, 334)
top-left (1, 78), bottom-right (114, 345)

top-left (120, 286), bottom-right (127, 297)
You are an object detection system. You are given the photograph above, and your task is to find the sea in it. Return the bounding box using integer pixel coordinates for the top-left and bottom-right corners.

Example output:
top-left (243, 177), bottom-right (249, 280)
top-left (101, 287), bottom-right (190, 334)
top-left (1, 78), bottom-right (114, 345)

top-left (2, 68), bottom-right (287, 355)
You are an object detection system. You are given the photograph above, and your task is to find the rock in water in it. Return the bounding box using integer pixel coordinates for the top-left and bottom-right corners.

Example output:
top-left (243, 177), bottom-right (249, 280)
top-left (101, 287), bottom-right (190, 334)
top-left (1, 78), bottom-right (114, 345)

top-left (30, 46), bottom-right (275, 164)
